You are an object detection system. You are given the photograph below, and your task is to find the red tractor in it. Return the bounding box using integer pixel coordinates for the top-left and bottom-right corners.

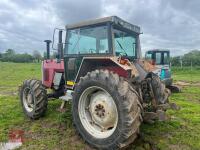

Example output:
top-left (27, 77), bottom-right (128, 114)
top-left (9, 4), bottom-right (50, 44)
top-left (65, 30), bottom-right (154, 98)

top-left (19, 16), bottom-right (171, 149)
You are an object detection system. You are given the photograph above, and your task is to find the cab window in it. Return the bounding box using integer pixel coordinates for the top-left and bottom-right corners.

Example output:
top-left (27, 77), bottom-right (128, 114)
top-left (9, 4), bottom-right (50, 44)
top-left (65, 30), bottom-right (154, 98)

top-left (155, 52), bottom-right (162, 64)
top-left (66, 26), bottom-right (109, 54)
top-left (113, 28), bottom-right (136, 57)
top-left (163, 52), bottom-right (169, 64)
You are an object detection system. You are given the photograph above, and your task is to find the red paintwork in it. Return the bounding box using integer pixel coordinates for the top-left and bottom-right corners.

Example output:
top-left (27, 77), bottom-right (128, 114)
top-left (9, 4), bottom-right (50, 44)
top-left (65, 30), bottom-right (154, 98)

top-left (103, 66), bottom-right (128, 78)
top-left (9, 129), bottom-right (24, 143)
top-left (42, 59), bottom-right (64, 88)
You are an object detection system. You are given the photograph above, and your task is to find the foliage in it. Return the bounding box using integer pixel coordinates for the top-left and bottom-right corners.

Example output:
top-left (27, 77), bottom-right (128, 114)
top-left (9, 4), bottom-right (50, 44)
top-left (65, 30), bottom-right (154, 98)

top-left (43, 51), bottom-right (57, 60)
top-left (43, 51), bottom-right (47, 60)
top-left (0, 48), bottom-right (57, 63)
top-left (32, 50), bottom-right (42, 62)
top-left (0, 49), bottom-right (34, 63)
top-left (5, 49), bottom-right (15, 55)
top-left (51, 51), bottom-right (57, 59)
top-left (171, 50), bottom-right (200, 66)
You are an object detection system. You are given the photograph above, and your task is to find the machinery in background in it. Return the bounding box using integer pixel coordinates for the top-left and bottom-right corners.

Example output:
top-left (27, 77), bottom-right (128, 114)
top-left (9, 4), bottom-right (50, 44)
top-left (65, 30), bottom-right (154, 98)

top-left (145, 49), bottom-right (181, 92)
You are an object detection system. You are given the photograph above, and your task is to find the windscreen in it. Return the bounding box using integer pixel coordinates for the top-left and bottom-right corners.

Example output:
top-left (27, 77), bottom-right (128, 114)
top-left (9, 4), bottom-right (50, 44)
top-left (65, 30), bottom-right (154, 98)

top-left (65, 25), bottom-right (109, 54)
top-left (113, 28), bottom-right (136, 58)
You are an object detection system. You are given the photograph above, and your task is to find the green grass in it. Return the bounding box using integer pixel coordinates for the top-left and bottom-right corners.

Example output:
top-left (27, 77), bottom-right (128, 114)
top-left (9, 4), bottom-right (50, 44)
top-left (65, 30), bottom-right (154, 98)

top-left (172, 67), bottom-right (200, 82)
top-left (133, 87), bottom-right (200, 150)
top-left (0, 62), bottom-right (200, 149)
top-left (0, 62), bottom-right (41, 95)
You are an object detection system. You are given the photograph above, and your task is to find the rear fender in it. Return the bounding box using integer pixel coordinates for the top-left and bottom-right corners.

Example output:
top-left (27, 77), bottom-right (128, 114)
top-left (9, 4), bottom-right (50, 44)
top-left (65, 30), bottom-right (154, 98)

top-left (74, 57), bottom-right (138, 84)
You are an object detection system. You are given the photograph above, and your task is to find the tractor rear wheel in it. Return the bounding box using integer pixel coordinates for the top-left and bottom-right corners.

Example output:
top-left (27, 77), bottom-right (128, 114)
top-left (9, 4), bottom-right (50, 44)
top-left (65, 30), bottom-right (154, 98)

top-left (19, 79), bottom-right (48, 119)
top-left (72, 70), bottom-right (142, 149)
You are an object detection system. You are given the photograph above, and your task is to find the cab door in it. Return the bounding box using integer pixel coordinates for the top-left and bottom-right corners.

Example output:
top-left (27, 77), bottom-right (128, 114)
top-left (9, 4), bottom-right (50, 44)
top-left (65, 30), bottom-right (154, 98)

top-left (64, 25), bottom-right (110, 88)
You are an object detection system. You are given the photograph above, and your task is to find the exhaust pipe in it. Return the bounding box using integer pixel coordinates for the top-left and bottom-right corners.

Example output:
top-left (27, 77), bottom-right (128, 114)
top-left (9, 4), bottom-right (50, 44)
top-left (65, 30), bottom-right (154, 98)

top-left (44, 40), bottom-right (52, 59)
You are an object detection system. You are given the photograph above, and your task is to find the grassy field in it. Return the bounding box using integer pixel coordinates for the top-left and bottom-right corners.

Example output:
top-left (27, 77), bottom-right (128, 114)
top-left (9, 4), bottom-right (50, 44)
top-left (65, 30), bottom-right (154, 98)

top-left (172, 67), bottom-right (200, 82)
top-left (0, 62), bottom-right (200, 150)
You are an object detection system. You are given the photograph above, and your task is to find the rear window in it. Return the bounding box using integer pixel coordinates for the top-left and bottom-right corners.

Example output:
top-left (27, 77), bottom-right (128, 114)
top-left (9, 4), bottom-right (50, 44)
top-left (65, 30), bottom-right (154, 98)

top-left (155, 52), bottom-right (162, 64)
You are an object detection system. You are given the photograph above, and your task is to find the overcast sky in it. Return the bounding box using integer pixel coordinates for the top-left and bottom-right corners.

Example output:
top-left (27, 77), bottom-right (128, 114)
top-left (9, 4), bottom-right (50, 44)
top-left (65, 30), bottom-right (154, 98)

top-left (0, 0), bottom-right (199, 56)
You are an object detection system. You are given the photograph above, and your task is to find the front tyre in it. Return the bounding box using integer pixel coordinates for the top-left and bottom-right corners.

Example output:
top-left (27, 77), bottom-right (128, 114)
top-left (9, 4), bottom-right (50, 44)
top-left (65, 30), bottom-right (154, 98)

top-left (72, 70), bottom-right (142, 149)
top-left (19, 79), bottom-right (48, 119)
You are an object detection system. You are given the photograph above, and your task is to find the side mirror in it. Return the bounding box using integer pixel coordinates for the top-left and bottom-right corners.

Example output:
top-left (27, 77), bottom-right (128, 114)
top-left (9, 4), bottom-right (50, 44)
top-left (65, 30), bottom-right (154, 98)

top-left (52, 28), bottom-right (66, 49)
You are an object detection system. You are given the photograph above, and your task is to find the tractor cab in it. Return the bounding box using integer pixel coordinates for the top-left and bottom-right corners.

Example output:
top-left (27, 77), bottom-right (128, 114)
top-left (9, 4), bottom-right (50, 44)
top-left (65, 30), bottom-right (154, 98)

top-left (64, 16), bottom-right (142, 88)
top-left (145, 50), bottom-right (170, 66)
top-left (65, 16), bottom-right (141, 58)
top-left (145, 49), bottom-right (172, 86)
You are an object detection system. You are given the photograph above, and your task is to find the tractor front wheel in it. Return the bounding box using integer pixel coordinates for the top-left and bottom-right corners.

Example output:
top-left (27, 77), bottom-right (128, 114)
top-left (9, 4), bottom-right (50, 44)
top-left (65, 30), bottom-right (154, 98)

top-left (19, 79), bottom-right (48, 119)
top-left (72, 70), bottom-right (142, 149)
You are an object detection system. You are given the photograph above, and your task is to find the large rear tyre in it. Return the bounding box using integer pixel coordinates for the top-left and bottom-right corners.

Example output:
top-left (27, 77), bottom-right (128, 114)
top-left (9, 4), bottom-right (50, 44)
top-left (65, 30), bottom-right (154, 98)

top-left (19, 79), bottom-right (48, 119)
top-left (151, 74), bottom-right (170, 104)
top-left (72, 70), bottom-right (142, 149)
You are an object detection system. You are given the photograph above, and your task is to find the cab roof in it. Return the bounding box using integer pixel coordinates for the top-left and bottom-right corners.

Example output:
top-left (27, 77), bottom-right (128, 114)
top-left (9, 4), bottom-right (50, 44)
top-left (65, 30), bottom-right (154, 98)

top-left (65, 16), bottom-right (141, 34)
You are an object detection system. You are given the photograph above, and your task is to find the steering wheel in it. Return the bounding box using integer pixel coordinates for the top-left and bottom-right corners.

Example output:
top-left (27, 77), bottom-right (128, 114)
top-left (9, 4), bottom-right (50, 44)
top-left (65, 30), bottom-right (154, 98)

top-left (116, 52), bottom-right (127, 57)
top-left (89, 48), bottom-right (96, 53)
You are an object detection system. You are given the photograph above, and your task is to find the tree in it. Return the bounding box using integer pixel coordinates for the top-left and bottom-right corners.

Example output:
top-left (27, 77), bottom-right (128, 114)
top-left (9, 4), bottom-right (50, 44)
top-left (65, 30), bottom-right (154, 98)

top-left (171, 50), bottom-right (200, 66)
top-left (2, 49), bottom-right (15, 62)
top-left (5, 49), bottom-right (15, 56)
top-left (51, 51), bottom-right (57, 59)
top-left (12, 53), bottom-right (34, 63)
top-left (33, 50), bottom-right (42, 62)
top-left (183, 50), bottom-right (200, 66)
top-left (171, 56), bottom-right (181, 66)
top-left (43, 51), bottom-right (47, 60)
top-left (0, 49), bottom-right (34, 63)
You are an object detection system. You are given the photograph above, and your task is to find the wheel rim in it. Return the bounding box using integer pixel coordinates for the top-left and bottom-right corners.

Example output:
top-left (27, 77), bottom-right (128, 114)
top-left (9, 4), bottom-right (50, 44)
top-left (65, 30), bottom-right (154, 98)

top-left (78, 86), bottom-right (118, 139)
top-left (23, 87), bottom-right (34, 112)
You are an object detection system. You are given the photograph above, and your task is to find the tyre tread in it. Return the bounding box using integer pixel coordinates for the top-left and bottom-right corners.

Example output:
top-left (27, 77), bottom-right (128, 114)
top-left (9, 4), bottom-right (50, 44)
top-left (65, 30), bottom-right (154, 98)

top-left (72, 69), bottom-right (142, 149)
top-left (20, 79), bottom-right (48, 119)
